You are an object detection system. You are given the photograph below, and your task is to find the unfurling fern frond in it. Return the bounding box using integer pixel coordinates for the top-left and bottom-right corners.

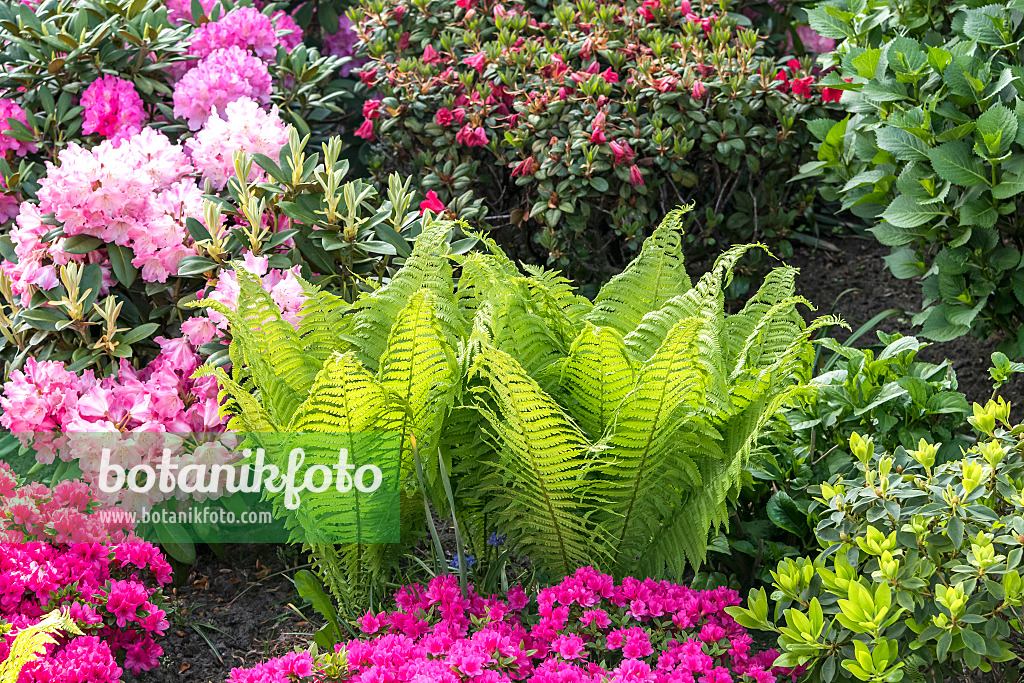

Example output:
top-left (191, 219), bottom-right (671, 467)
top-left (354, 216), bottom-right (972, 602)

top-left (584, 206), bottom-right (693, 334)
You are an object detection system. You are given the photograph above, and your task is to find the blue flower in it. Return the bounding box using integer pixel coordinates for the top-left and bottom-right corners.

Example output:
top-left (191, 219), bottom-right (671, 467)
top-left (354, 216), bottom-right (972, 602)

top-left (449, 554), bottom-right (476, 569)
top-left (487, 532), bottom-right (507, 547)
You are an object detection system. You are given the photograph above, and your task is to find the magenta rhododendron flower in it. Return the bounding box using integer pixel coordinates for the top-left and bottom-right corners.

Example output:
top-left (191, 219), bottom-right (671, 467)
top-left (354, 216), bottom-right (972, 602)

top-left (355, 117), bottom-right (375, 140)
top-left (462, 51), bottom-right (487, 73)
top-left (0, 99), bottom-right (37, 157)
top-left (190, 6), bottom-right (283, 61)
top-left (610, 140), bottom-right (635, 166)
top-left (629, 164), bottom-right (644, 186)
top-left (80, 75), bottom-right (145, 141)
top-left (172, 46), bottom-right (273, 130)
top-left (691, 80), bottom-right (707, 99)
top-left (422, 44), bottom-right (442, 64)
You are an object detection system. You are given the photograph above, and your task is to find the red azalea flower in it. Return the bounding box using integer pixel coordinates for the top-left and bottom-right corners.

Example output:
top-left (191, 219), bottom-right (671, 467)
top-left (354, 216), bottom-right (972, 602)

top-left (362, 99), bottom-right (382, 119)
top-left (822, 86), bottom-right (843, 103)
top-left (455, 124), bottom-right (488, 147)
top-left (419, 190), bottom-right (445, 214)
top-left (511, 157), bottom-right (535, 177)
top-left (462, 51), bottom-right (487, 74)
top-left (358, 68), bottom-right (377, 87)
top-left (422, 44), bottom-right (442, 64)
top-left (791, 76), bottom-right (813, 98)
top-left (610, 140), bottom-right (635, 166)
top-left (629, 164), bottom-right (644, 186)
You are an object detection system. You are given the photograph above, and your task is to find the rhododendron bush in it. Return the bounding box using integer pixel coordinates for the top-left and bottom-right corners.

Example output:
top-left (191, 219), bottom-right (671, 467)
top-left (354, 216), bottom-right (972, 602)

top-left (0, 461), bottom-right (172, 681)
top-left (227, 568), bottom-right (790, 683)
top-left (0, 0), bottom-right (349, 210)
top-left (351, 0), bottom-right (840, 283)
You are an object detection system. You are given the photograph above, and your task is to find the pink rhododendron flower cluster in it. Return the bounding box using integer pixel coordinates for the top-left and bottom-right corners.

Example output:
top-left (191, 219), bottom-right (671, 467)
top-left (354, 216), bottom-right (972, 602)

top-left (173, 45), bottom-right (273, 129)
top-left (0, 336), bottom-right (229, 507)
top-left (7, 127), bottom-right (203, 286)
top-left (0, 462), bottom-right (171, 681)
top-left (185, 96), bottom-right (291, 190)
top-left (165, 0), bottom-right (216, 25)
top-left (0, 98), bottom-right (38, 157)
top-left (228, 567), bottom-right (791, 683)
top-left (190, 6), bottom-right (285, 61)
top-left (80, 74), bottom-right (145, 141)
top-left (184, 254), bottom-right (307, 347)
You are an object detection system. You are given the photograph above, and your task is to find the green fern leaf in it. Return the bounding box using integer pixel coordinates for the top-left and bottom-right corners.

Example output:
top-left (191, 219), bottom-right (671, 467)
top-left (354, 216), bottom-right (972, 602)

top-left (556, 323), bottom-right (636, 439)
top-left (584, 208), bottom-right (693, 334)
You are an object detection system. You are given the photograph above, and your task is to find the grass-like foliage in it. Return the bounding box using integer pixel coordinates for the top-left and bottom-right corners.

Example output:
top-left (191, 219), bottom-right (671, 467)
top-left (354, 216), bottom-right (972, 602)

top-left (198, 206), bottom-right (839, 606)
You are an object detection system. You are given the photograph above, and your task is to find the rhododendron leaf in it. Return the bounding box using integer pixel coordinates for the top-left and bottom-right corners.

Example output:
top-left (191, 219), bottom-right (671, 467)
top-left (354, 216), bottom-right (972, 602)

top-left (175, 255), bottom-right (218, 278)
top-left (106, 243), bottom-right (138, 287)
top-left (119, 322), bottom-right (159, 346)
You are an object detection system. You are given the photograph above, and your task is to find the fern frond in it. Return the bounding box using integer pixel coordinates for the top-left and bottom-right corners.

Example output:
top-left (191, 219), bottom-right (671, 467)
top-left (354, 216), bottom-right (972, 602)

top-left (349, 219), bottom-right (462, 371)
top-left (596, 315), bottom-right (715, 573)
top-left (377, 288), bottom-right (459, 485)
top-left (193, 364), bottom-right (277, 432)
top-left (296, 275), bottom-right (353, 365)
top-left (1, 610), bottom-right (83, 683)
top-left (469, 344), bottom-right (603, 576)
top-left (556, 323), bottom-right (636, 440)
top-left (584, 208), bottom-right (693, 334)
top-left (288, 351), bottom-right (388, 433)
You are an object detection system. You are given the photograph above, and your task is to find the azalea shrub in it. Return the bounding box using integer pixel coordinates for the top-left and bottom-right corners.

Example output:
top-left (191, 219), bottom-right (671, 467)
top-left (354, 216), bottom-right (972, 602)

top-left (0, 461), bottom-right (173, 682)
top-left (799, 1), bottom-right (1024, 352)
top-left (350, 0), bottom-right (841, 285)
top-left (227, 567), bottom-right (790, 683)
top-left (728, 403), bottom-right (1024, 682)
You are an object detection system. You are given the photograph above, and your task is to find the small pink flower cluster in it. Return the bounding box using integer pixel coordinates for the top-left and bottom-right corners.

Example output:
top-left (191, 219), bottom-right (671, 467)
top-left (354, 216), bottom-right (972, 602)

top-left (0, 336), bottom-right (227, 506)
top-left (0, 98), bottom-right (37, 157)
top-left (173, 45), bottom-right (273, 130)
top-left (228, 568), bottom-right (789, 683)
top-left (80, 75), bottom-right (145, 141)
top-left (165, 0), bottom-right (216, 25)
top-left (185, 96), bottom-right (291, 190)
top-left (12, 127), bottom-right (203, 285)
top-left (0, 462), bottom-right (172, 681)
top-left (184, 253), bottom-right (307, 346)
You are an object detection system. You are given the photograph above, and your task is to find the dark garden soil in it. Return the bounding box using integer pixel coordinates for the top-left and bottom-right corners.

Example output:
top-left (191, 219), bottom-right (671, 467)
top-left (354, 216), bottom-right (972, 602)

top-left (131, 544), bottom-right (316, 683)
top-left (783, 234), bottom-right (1024, 405)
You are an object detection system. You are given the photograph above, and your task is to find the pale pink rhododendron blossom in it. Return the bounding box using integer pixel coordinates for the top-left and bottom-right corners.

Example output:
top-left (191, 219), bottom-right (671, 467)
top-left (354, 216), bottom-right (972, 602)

top-left (0, 336), bottom-right (230, 507)
top-left (0, 98), bottom-right (38, 157)
top-left (80, 74), bottom-right (145, 141)
top-left (228, 567), bottom-right (795, 683)
top-left (185, 254), bottom-right (307, 346)
top-left (189, 6), bottom-right (283, 61)
top-left (9, 127), bottom-right (204, 285)
top-left (185, 96), bottom-right (291, 190)
top-left (173, 46), bottom-right (273, 129)
top-left (0, 462), bottom-right (172, 681)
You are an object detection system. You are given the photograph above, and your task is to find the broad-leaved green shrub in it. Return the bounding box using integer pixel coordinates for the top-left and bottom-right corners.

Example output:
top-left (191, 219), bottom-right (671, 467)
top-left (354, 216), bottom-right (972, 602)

top-left (708, 332), bottom-right (971, 589)
top-left (199, 206), bottom-right (838, 607)
top-left (803, 2), bottom-right (1024, 352)
top-left (350, 0), bottom-right (837, 285)
top-left (729, 406), bottom-right (1024, 683)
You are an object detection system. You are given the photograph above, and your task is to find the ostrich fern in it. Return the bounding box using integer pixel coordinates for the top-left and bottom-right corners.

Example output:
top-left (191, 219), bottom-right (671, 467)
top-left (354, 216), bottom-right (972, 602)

top-left (198, 207), bottom-right (839, 605)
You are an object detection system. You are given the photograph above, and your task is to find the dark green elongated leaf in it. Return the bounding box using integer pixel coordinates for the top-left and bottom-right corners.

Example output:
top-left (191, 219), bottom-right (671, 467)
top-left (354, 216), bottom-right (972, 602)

top-left (175, 255), bottom-right (217, 278)
top-left (106, 243), bottom-right (138, 287)
top-left (767, 491), bottom-right (807, 537)
top-left (62, 234), bottom-right (105, 254)
top-left (186, 217), bottom-right (212, 242)
top-left (119, 322), bottom-right (159, 346)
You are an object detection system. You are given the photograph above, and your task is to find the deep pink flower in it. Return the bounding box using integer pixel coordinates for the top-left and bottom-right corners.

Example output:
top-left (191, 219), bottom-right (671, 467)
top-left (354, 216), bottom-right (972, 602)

top-left (455, 124), bottom-right (488, 147)
top-left (610, 140), bottom-right (635, 166)
top-left (691, 80), bottom-right (707, 99)
top-left (629, 164), bottom-right (644, 186)
top-left (355, 118), bottom-right (375, 140)
top-left (419, 191), bottom-right (446, 214)
top-left (422, 44), bottom-right (442, 64)
top-left (463, 51), bottom-right (487, 73)
top-left (791, 76), bottom-right (814, 98)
